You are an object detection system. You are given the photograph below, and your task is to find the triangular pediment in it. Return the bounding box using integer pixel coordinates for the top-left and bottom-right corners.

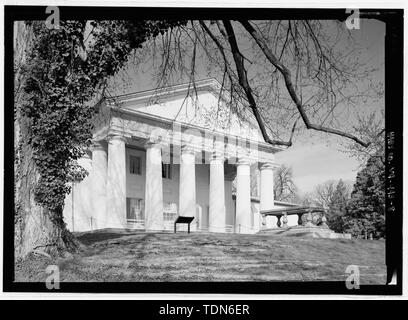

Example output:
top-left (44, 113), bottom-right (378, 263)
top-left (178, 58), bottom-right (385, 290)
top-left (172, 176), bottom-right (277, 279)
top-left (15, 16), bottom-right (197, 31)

top-left (107, 78), bottom-right (265, 142)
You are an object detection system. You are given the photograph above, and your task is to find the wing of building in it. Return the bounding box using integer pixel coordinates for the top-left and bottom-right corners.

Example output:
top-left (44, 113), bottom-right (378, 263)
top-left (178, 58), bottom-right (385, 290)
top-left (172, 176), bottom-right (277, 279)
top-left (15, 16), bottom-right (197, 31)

top-left (63, 78), bottom-right (303, 234)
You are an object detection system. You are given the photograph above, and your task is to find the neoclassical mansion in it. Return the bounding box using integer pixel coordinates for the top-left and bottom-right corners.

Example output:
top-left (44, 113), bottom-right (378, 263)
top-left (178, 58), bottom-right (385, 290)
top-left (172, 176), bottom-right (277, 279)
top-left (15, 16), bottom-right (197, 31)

top-left (63, 78), bottom-right (302, 234)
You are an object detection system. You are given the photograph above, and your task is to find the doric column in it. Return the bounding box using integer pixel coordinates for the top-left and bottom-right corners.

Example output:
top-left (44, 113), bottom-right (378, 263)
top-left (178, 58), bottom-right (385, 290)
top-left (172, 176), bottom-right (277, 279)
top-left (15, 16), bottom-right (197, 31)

top-left (179, 145), bottom-right (196, 227)
top-left (144, 140), bottom-right (164, 231)
top-left (106, 135), bottom-right (127, 228)
top-left (259, 162), bottom-right (276, 212)
top-left (235, 158), bottom-right (252, 234)
top-left (209, 151), bottom-right (226, 233)
top-left (91, 141), bottom-right (108, 229)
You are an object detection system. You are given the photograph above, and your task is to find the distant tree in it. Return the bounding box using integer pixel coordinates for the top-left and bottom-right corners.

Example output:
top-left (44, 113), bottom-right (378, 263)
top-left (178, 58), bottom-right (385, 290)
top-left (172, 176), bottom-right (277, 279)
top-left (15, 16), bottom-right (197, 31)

top-left (299, 193), bottom-right (314, 206)
top-left (343, 111), bottom-right (385, 166)
top-left (326, 179), bottom-right (351, 232)
top-left (314, 180), bottom-right (337, 208)
top-left (343, 155), bottom-right (385, 239)
top-left (274, 165), bottom-right (298, 202)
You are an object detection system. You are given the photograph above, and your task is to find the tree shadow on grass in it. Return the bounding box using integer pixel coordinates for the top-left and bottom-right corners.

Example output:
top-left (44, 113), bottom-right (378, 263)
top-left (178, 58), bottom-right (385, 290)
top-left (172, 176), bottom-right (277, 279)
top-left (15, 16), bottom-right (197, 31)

top-left (75, 231), bottom-right (143, 246)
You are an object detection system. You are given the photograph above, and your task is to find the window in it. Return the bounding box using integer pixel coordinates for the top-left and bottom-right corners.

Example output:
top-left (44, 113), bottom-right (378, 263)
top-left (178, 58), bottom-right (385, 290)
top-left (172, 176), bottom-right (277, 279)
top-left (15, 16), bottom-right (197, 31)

top-left (162, 163), bottom-right (172, 179)
top-left (163, 211), bottom-right (177, 222)
top-left (126, 198), bottom-right (144, 222)
top-left (129, 156), bottom-right (141, 175)
top-left (163, 202), bottom-right (177, 222)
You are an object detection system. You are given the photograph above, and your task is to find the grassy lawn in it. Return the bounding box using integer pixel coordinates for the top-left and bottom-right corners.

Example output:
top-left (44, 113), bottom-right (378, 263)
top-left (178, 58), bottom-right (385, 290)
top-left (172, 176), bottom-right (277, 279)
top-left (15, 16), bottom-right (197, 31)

top-left (15, 231), bottom-right (386, 283)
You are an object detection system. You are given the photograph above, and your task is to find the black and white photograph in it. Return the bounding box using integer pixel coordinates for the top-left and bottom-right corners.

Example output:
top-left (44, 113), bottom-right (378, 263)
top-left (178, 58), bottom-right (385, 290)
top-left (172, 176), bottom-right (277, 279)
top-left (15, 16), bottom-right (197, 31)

top-left (1, 2), bottom-right (404, 299)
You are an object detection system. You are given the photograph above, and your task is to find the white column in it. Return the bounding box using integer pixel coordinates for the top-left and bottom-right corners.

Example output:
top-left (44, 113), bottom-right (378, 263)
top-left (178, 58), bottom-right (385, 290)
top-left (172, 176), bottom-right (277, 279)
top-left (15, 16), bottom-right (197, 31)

top-left (106, 135), bottom-right (127, 228)
top-left (235, 158), bottom-right (252, 234)
top-left (259, 162), bottom-right (276, 230)
top-left (260, 162), bottom-right (276, 211)
top-left (179, 145), bottom-right (196, 229)
top-left (91, 141), bottom-right (108, 229)
top-left (209, 152), bottom-right (225, 233)
top-left (144, 141), bottom-right (164, 231)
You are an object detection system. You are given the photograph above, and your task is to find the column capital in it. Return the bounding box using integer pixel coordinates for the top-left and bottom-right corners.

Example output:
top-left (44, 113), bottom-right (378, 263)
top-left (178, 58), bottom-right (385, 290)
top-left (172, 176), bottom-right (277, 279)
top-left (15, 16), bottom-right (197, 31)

top-left (210, 150), bottom-right (225, 162)
top-left (210, 139), bottom-right (225, 160)
top-left (236, 157), bottom-right (251, 166)
top-left (212, 139), bottom-right (225, 150)
top-left (259, 161), bottom-right (279, 171)
top-left (107, 134), bottom-right (127, 143)
top-left (145, 139), bottom-right (162, 149)
top-left (90, 140), bottom-right (107, 152)
top-left (181, 144), bottom-right (197, 155)
top-left (145, 131), bottom-right (170, 148)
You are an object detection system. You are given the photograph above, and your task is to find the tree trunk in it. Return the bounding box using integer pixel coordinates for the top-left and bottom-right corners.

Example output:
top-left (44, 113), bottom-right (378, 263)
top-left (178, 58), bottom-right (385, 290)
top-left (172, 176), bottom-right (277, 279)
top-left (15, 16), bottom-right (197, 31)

top-left (14, 21), bottom-right (78, 259)
top-left (15, 135), bottom-right (78, 258)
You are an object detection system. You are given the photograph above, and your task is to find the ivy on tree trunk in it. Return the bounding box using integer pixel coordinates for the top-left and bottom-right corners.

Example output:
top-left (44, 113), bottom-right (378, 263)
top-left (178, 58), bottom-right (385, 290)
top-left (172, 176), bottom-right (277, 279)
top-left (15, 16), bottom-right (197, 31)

top-left (15, 20), bottom-right (186, 257)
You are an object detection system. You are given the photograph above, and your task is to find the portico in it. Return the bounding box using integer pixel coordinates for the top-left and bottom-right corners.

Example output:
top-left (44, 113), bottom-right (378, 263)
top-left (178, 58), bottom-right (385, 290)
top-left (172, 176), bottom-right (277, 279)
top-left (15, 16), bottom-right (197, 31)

top-left (63, 79), bottom-right (282, 234)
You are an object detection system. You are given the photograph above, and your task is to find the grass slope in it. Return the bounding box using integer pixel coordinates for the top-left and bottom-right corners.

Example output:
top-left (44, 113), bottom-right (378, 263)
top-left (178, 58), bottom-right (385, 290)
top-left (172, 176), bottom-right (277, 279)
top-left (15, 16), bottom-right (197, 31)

top-left (15, 231), bottom-right (386, 283)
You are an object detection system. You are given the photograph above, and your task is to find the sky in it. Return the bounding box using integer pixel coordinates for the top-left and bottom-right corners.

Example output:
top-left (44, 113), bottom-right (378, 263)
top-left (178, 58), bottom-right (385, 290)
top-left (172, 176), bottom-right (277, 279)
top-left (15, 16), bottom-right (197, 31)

top-left (108, 19), bottom-right (385, 195)
top-left (275, 139), bottom-right (359, 194)
top-left (275, 19), bottom-right (385, 194)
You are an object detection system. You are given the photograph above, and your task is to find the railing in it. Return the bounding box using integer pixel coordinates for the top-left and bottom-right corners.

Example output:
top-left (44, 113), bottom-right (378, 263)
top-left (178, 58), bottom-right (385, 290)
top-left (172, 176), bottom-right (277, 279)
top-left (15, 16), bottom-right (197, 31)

top-left (260, 207), bottom-right (328, 229)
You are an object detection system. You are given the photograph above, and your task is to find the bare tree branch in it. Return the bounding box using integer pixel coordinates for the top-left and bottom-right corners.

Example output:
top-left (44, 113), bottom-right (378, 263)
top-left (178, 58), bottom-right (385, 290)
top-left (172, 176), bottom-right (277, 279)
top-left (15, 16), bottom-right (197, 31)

top-left (198, 21), bottom-right (236, 86)
top-left (238, 20), bottom-right (371, 147)
top-left (222, 20), bottom-right (293, 147)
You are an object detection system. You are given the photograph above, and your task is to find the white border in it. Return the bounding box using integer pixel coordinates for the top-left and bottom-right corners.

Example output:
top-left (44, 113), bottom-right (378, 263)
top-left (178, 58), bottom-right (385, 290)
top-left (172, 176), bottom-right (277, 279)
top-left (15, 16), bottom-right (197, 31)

top-left (0, 0), bottom-right (406, 300)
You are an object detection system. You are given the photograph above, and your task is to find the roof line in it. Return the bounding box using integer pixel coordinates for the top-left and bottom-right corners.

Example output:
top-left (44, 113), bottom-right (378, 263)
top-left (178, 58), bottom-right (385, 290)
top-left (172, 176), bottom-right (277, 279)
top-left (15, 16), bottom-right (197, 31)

top-left (106, 77), bottom-right (222, 101)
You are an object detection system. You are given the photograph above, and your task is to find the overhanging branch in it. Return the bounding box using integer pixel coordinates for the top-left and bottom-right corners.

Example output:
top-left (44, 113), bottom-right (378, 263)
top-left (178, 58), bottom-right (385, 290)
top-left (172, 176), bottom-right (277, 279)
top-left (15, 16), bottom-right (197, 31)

top-left (238, 20), bottom-right (370, 148)
top-left (221, 20), bottom-right (293, 147)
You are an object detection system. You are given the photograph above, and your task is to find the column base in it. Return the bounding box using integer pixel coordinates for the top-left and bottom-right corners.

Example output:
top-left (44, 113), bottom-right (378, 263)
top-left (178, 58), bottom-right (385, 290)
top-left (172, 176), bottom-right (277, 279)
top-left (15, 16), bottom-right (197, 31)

top-left (209, 226), bottom-right (227, 233)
